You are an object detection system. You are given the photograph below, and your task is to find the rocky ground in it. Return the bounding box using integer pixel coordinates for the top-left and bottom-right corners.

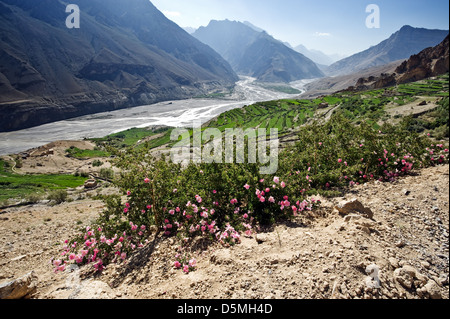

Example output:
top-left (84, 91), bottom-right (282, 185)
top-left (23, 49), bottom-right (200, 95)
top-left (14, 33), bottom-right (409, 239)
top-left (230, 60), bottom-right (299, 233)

top-left (0, 163), bottom-right (448, 300)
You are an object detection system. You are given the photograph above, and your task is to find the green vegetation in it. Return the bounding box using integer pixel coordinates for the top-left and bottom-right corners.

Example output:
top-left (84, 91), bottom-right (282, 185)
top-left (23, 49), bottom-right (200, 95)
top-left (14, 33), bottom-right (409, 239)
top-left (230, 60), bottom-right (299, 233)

top-left (402, 97), bottom-right (449, 138)
top-left (50, 73), bottom-right (450, 273)
top-left (65, 147), bottom-right (110, 159)
top-left (0, 159), bottom-right (86, 203)
top-left (90, 127), bottom-right (171, 149)
top-left (397, 76), bottom-right (449, 97)
top-left (93, 74), bottom-right (449, 153)
top-left (256, 83), bottom-right (303, 94)
top-left (47, 189), bottom-right (69, 204)
top-left (55, 113), bottom-right (448, 273)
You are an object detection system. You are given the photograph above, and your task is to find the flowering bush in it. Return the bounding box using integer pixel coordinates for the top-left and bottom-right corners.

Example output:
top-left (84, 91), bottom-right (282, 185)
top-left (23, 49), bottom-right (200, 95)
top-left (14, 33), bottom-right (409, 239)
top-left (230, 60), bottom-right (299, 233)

top-left (53, 115), bottom-right (448, 274)
top-left (174, 248), bottom-right (197, 274)
top-left (278, 114), bottom-right (449, 194)
top-left (216, 224), bottom-right (241, 247)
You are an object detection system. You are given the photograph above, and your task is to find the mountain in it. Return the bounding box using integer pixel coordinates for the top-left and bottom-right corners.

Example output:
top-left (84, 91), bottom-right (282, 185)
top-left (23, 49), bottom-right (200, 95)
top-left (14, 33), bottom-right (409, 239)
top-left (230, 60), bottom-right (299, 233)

top-left (293, 44), bottom-right (337, 66)
top-left (326, 25), bottom-right (449, 76)
top-left (0, 0), bottom-right (238, 132)
top-left (348, 35), bottom-right (449, 92)
top-left (192, 20), bottom-right (324, 83)
top-left (182, 27), bottom-right (197, 34)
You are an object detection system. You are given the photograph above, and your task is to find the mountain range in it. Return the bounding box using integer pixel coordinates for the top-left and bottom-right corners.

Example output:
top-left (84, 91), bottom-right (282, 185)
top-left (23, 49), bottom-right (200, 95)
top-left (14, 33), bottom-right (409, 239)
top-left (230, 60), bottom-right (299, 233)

top-left (348, 34), bottom-right (449, 92)
top-left (192, 20), bottom-right (324, 83)
top-left (293, 44), bottom-right (345, 67)
top-left (0, 0), bottom-right (238, 132)
top-left (326, 25), bottom-right (448, 76)
top-left (1, 1), bottom-right (448, 133)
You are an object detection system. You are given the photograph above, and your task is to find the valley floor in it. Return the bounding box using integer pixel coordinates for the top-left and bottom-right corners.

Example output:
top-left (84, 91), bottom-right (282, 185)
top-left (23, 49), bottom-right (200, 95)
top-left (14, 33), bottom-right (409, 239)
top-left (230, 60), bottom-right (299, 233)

top-left (1, 164), bottom-right (448, 299)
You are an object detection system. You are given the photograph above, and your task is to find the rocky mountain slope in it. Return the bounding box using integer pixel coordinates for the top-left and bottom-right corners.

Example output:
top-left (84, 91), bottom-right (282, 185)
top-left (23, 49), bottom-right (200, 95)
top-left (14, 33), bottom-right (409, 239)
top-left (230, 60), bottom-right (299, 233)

top-left (0, 0), bottom-right (238, 132)
top-left (346, 35), bottom-right (449, 92)
top-left (326, 25), bottom-right (448, 76)
top-left (192, 20), bottom-right (324, 83)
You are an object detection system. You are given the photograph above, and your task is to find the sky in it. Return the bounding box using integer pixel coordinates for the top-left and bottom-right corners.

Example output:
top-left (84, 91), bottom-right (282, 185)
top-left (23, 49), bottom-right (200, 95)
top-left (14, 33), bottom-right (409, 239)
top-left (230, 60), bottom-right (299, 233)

top-left (151, 0), bottom-right (449, 57)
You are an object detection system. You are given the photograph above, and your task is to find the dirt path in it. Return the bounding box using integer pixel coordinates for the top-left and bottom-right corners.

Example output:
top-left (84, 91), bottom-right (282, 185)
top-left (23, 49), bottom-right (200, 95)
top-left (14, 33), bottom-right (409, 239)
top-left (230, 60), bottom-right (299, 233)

top-left (0, 164), bottom-right (448, 299)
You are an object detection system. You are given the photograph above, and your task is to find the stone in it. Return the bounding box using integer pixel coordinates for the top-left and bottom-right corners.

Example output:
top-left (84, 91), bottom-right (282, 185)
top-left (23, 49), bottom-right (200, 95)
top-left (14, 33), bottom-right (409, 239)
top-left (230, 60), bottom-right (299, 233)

top-left (335, 199), bottom-right (374, 219)
top-left (68, 279), bottom-right (115, 299)
top-left (424, 280), bottom-right (442, 299)
top-left (0, 271), bottom-right (38, 299)
top-left (394, 266), bottom-right (415, 289)
top-left (10, 255), bottom-right (27, 262)
top-left (395, 240), bottom-right (407, 248)
top-left (365, 264), bottom-right (381, 289)
top-left (388, 257), bottom-right (400, 269)
top-left (255, 233), bottom-right (270, 244)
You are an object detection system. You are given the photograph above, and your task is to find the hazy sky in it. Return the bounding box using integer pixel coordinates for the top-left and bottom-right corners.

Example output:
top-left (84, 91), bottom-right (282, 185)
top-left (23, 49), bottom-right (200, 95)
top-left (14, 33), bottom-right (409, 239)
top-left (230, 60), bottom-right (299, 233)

top-left (151, 0), bottom-right (449, 57)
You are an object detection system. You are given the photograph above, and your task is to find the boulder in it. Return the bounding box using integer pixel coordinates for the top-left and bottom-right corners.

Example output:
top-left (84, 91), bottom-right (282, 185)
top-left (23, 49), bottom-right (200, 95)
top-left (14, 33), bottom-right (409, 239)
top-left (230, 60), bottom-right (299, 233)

top-left (0, 271), bottom-right (38, 299)
top-left (334, 199), bottom-right (374, 219)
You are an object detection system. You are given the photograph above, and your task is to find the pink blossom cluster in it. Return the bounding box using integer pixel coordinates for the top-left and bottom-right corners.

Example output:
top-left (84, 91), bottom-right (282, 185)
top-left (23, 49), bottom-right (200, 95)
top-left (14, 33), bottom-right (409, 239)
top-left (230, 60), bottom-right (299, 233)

top-left (215, 224), bottom-right (241, 247)
top-left (53, 222), bottom-right (149, 273)
top-left (173, 250), bottom-right (197, 274)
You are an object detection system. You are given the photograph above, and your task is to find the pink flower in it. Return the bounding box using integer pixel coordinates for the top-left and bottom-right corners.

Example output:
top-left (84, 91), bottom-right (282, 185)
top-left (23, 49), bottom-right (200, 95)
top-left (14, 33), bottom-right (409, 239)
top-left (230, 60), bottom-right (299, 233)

top-left (280, 181), bottom-right (286, 188)
top-left (144, 178), bottom-right (150, 183)
top-left (127, 191), bottom-right (131, 196)
top-left (273, 176), bottom-right (280, 184)
top-left (183, 265), bottom-right (189, 274)
top-left (174, 261), bottom-right (181, 269)
top-left (268, 196), bottom-right (275, 203)
top-left (338, 159), bottom-right (342, 163)
top-left (123, 208), bottom-right (128, 213)
top-left (260, 196), bottom-right (266, 203)
top-left (55, 265), bottom-right (65, 273)
top-left (244, 184), bottom-right (250, 190)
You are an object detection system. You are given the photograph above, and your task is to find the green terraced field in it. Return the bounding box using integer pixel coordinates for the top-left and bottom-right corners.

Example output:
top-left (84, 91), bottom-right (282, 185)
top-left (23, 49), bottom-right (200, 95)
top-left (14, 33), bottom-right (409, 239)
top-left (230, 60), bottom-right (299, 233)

top-left (91, 73), bottom-right (449, 150)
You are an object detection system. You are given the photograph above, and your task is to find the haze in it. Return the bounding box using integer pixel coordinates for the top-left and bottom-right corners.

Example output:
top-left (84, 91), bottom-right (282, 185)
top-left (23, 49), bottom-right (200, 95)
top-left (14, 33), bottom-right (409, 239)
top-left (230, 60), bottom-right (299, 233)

top-left (152, 0), bottom-right (449, 57)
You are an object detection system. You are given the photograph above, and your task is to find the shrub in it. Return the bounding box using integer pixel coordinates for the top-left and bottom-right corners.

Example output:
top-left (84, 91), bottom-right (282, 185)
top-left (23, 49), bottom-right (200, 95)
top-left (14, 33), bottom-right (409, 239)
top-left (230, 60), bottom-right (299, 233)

top-left (47, 189), bottom-right (68, 204)
top-left (99, 168), bottom-right (114, 180)
top-left (92, 160), bottom-right (104, 167)
top-left (52, 115), bottom-right (449, 274)
top-left (25, 193), bottom-right (42, 204)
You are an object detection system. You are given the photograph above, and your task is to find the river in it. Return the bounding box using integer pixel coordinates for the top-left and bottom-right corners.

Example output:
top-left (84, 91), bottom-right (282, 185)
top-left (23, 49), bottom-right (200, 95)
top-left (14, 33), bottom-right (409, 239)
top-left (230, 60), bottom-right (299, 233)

top-left (0, 77), bottom-right (312, 155)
